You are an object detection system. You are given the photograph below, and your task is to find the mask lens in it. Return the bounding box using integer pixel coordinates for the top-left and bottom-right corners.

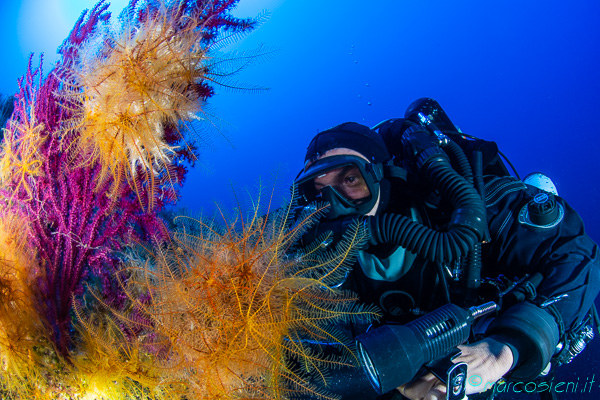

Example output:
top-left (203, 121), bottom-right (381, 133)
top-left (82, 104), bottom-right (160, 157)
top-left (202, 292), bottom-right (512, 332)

top-left (296, 156), bottom-right (373, 206)
top-left (313, 164), bottom-right (371, 203)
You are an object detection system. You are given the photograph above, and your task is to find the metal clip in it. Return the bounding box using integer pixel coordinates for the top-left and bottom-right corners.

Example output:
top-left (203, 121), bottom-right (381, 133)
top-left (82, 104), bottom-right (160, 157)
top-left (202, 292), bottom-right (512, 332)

top-left (541, 294), bottom-right (569, 308)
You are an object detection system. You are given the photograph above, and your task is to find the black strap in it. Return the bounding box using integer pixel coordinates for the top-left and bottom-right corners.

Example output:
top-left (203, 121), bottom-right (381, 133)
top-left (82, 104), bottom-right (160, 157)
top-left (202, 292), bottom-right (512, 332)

top-left (384, 164), bottom-right (408, 181)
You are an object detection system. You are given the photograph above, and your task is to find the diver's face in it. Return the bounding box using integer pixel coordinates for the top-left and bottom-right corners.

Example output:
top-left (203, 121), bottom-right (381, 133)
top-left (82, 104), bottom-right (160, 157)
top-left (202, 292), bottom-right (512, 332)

top-left (313, 164), bottom-right (370, 202)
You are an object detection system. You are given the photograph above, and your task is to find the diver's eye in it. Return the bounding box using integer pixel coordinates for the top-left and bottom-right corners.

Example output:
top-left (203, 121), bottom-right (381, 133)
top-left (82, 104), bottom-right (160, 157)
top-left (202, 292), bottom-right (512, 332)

top-left (344, 175), bottom-right (360, 186)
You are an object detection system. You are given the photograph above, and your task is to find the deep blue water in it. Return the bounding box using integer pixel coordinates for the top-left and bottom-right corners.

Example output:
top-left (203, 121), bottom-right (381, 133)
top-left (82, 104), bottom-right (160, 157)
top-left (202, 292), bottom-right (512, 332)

top-left (1, 1), bottom-right (599, 399)
top-left (179, 0), bottom-right (600, 241)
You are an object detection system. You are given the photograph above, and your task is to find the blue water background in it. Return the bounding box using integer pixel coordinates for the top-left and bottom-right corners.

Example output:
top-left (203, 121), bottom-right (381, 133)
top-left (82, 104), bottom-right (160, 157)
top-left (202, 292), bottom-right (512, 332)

top-left (1, 1), bottom-right (599, 398)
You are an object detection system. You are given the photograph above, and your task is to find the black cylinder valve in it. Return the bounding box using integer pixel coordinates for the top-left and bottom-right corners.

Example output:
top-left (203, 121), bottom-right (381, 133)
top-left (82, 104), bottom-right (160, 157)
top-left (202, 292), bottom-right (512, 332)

top-left (528, 192), bottom-right (559, 226)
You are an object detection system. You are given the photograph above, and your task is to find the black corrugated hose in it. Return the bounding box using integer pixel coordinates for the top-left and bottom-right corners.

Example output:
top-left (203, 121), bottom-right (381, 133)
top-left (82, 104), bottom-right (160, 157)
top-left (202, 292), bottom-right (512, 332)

top-left (367, 147), bottom-right (486, 265)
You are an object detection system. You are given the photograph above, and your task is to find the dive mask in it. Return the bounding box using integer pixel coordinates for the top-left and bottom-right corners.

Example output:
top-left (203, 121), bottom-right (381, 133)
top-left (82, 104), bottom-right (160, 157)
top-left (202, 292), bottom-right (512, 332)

top-left (295, 155), bottom-right (384, 219)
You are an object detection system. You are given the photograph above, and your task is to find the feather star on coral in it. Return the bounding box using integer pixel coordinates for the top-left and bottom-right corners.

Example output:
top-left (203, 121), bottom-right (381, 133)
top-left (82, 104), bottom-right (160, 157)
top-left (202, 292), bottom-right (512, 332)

top-left (62, 0), bottom-right (257, 210)
top-left (0, 0), bottom-right (262, 397)
top-left (76, 189), bottom-right (380, 399)
top-left (0, 0), bottom-right (381, 399)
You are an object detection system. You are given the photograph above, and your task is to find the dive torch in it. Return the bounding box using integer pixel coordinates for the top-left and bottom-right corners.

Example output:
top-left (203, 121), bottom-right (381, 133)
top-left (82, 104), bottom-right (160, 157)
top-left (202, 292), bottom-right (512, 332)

top-left (356, 302), bottom-right (497, 400)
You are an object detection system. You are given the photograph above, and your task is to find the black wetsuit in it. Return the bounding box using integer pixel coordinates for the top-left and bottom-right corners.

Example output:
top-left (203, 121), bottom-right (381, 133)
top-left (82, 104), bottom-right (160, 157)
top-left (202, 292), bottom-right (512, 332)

top-left (330, 175), bottom-right (600, 399)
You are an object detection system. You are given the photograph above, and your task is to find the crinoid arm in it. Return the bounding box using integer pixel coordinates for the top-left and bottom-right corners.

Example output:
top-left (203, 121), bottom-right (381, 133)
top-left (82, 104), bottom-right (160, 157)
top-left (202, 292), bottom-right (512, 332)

top-left (83, 186), bottom-right (380, 399)
top-left (59, 0), bottom-right (263, 211)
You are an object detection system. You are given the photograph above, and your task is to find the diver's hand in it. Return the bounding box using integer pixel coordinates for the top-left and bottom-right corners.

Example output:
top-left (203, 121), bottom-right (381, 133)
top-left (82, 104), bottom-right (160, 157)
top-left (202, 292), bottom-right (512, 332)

top-left (397, 337), bottom-right (514, 399)
top-left (397, 372), bottom-right (446, 400)
top-left (456, 337), bottom-right (514, 394)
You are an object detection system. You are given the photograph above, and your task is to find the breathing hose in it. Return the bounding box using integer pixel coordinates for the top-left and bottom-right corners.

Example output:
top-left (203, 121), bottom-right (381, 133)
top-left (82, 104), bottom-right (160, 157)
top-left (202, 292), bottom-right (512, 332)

top-left (441, 140), bottom-right (474, 185)
top-left (443, 137), bottom-right (484, 303)
top-left (367, 127), bottom-right (487, 265)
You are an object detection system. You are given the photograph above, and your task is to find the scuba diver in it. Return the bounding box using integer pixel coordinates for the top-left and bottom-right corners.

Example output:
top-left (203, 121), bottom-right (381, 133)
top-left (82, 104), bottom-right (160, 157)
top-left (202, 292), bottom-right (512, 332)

top-left (293, 98), bottom-right (600, 400)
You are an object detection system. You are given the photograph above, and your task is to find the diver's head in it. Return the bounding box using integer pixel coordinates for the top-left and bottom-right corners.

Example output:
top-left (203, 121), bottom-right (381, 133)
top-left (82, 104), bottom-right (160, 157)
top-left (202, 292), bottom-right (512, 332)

top-left (296, 122), bottom-right (391, 219)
